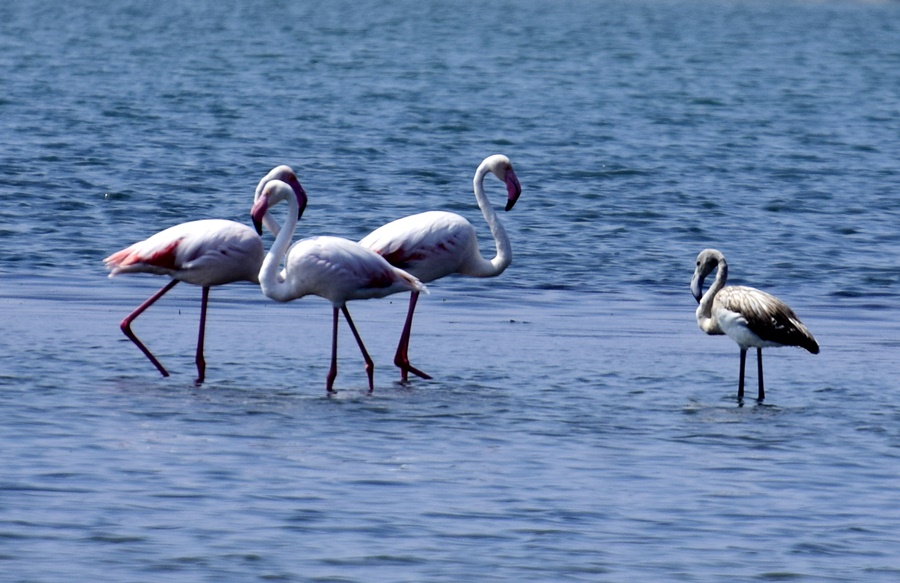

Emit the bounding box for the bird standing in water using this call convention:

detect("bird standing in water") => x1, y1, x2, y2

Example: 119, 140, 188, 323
104, 218, 264, 384
691, 248, 819, 401
359, 154, 522, 382
252, 179, 426, 393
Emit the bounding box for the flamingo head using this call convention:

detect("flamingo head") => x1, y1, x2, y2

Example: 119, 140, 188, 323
481, 154, 522, 212
255, 165, 297, 200
255, 164, 307, 208
691, 248, 723, 303
251, 179, 307, 235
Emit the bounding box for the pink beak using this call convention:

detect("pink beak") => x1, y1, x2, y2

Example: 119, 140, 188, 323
504, 168, 522, 212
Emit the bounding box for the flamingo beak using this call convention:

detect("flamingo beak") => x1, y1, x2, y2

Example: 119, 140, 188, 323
250, 196, 269, 235
690, 272, 704, 304
504, 168, 522, 212
283, 173, 308, 221
293, 183, 308, 221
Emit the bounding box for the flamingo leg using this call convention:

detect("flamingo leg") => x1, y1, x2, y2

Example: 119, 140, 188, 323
194, 286, 210, 385
394, 291, 432, 382
326, 307, 339, 393
120, 279, 179, 377
341, 305, 375, 392
737, 347, 747, 400
756, 348, 765, 401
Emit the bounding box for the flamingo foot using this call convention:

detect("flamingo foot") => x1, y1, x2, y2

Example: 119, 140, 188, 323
397, 362, 432, 382
394, 348, 432, 382
121, 322, 170, 378
340, 306, 375, 393
364, 363, 375, 393
325, 359, 338, 394
392, 292, 432, 383
118, 279, 178, 379
194, 353, 206, 386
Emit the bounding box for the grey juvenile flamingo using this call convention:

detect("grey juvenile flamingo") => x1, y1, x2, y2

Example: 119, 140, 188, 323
691, 248, 819, 401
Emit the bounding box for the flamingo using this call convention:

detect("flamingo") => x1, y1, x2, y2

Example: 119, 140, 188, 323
104, 219, 264, 384
359, 154, 522, 382
104, 168, 307, 384
251, 179, 426, 393
691, 248, 819, 401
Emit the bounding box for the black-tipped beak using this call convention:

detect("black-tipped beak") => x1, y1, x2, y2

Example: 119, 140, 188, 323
504, 168, 522, 212
690, 274, 703, 304
250, 196, 268, 236
289, 177, 308, 221
295, 185, 308, 221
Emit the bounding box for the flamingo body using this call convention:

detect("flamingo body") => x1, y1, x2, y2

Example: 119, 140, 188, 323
691, 248, 818, 401
706, 285, 818, 352
359, 154, 523, 381
264, 235, 425, 306
105, 219, 263, 286
252, 179, 425, 393
359, 211, 481, 282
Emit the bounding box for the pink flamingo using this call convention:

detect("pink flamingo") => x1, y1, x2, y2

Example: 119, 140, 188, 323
105, 220, 264, 384
252, 179, 426, 393
359, 154, 522, 381
104, 170, 307, 384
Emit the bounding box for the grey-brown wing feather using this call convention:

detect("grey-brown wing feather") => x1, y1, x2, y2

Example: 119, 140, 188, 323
717, 286, 819, 353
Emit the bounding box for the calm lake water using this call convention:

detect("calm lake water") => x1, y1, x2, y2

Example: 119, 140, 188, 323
2, 0, 900, 581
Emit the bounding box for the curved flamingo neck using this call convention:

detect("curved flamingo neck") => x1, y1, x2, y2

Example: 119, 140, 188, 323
697, 257, 727, 334
467, 162, 512, 278
259, 192, 300, 303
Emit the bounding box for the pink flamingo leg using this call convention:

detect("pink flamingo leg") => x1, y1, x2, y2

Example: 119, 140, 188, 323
326, 307, 340, 393
194, 286, 210, 385
341, 305, 375, 392
120, 279, 179, 377
394, 291, 432, 382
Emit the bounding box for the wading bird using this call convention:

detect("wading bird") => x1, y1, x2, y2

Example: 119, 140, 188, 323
105, 168, 307, 384
691, 248, 819, 401
359, 154, 522, 381
252, 179, 426, 393
105, 219, 265, 384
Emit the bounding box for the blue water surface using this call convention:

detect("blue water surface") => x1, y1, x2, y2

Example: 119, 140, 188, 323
2, 0, 900, 581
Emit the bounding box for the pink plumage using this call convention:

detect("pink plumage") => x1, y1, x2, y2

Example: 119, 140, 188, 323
252, 178, 425, 393
359, 154, 523, 382
105, 218, 264, 384
105, 219, 263, 285
104, 166, 307, 384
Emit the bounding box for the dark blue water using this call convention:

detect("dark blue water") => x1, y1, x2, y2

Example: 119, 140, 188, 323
2, 0, 900, 581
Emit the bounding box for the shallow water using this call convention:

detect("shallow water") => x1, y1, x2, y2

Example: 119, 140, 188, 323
2, 0, 900, 581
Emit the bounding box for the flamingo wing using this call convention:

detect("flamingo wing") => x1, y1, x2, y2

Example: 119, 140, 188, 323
716, 286, 819, 352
